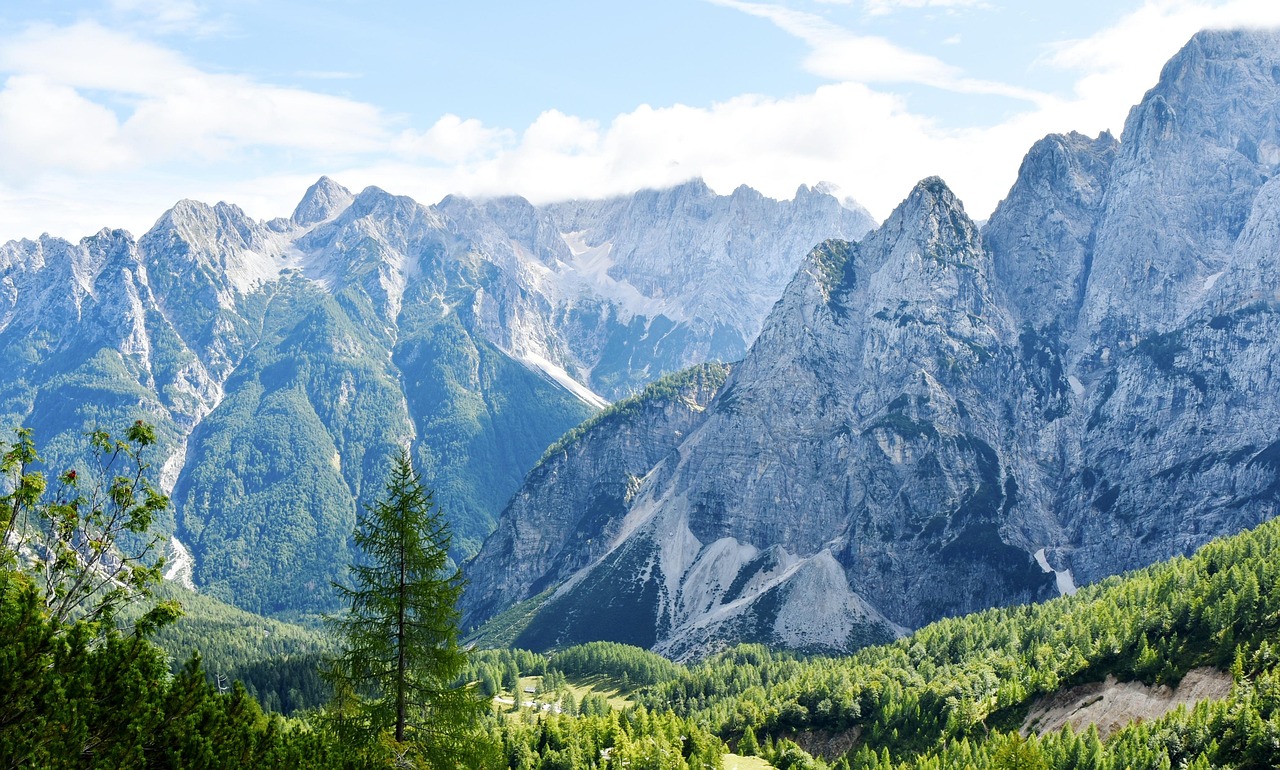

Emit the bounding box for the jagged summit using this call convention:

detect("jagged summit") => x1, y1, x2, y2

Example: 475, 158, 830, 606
1077, 26, 1280, 342
893, 176, 972, 230
291, 176, 355, 226
0, 169, 874, 621
984, 131, 1118, 331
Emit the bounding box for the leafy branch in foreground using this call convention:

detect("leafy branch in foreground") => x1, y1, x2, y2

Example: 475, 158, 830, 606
1, 421, 176, 634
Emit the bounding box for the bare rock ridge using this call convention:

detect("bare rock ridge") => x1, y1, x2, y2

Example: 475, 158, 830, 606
0, 178, 870, 616
461, 28, 1280, 659
292, 176, 355, 226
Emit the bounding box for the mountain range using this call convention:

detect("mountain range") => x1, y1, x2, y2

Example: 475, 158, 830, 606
461, 28, 1280, 659
0, 175, 871, 615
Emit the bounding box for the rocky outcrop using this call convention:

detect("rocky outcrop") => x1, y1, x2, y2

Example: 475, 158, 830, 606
1076, 28, 1280, 347
445, 179, 875, 398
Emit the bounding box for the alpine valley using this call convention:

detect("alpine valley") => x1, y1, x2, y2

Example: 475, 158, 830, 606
4, 24, 1280, 661
462, 28, 1280, 660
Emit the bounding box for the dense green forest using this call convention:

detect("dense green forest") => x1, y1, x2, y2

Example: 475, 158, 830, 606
5, 419, 1280, 768
459, 515, 1280, 769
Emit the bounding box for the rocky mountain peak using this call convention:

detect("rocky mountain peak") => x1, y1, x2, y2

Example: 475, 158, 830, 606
667, 176, 715, 199
292, 176, 355, 226
984, 131, 1118, 332
147, 199, 266, 255
346, 185, 412, 218
81, 228, 139, 270
1077, 27, 1280, 344
864, 176, 988, 284
1131, 27, 1280, 148
436, 193, 569, 268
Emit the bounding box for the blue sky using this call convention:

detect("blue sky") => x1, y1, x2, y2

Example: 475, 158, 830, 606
1, 0, 1278, 242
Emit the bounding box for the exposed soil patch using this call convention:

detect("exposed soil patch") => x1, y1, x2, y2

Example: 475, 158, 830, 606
791, 727, 862, 760
1022, 667, 1233, 740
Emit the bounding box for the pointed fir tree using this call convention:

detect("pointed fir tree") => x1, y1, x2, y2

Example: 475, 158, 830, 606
326, 450, 490, 766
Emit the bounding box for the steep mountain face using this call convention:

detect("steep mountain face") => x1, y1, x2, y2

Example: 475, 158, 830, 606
985, 131, 1118, 333
466, 181, 1047, 657
464, 28, 1280, 659
0, 179, 867, 615
461, 362, 731, 631
1076, 28, 1280, 346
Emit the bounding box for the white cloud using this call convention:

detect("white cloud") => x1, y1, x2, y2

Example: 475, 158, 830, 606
706, 0, 1048, 103
1044, 0, 1280, 133
0, 75, 127, 178
0, 21, 389, 176
3, 2, 1280, 246
862, 0, 989, 15
107, 0, 218, 34
395, 114, 513, 164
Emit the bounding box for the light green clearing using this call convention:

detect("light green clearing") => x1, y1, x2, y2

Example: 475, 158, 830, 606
723, 753, 776, 770
496, 675, 635, 712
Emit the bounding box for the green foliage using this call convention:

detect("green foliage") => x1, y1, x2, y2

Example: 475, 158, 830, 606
550, 642, 683, 688
394, 280, 595, 558
493, 706, 724, 770
0, 569, 346, 768
178, 277, 593, 617
464, 588, 554, 647
1, 422, 173, 634
325, 451, 492, 763
177, 282, 406, 616
145, 583, 334, 715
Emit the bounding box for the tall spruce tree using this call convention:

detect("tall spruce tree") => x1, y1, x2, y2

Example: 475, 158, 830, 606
327, 451, 489, 766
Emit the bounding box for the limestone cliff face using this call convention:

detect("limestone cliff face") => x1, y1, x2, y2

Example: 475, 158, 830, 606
1077, 29, 1280, 347
466, 179, 1052, 657
441, 180, 874, 398
464, 28, 1280, 659
985, 131, 1118, 334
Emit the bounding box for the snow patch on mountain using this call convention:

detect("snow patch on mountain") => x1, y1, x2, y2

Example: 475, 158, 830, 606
559, 231, 684, 324
164, 536, 196, 591
519, 352, 610, 409
1035, 548, 1079, 597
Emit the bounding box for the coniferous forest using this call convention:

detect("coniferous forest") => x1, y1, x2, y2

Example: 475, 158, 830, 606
3, 421, 1280, 768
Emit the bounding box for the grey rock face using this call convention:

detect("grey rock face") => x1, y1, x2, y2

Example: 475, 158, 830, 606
468, 180, 1052, 657
1078, 29, 1280, 348
465, 28, 1280, 659
445, 179, 876, 399
986, 131, 1118, 333
292, 176, 356, 226
1057, 170, 1280, 587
